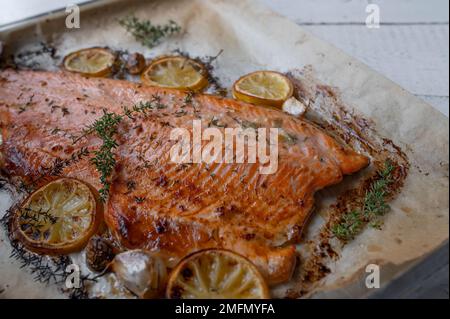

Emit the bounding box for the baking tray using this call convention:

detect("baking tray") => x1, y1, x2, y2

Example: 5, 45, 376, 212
0, 0, 448, 299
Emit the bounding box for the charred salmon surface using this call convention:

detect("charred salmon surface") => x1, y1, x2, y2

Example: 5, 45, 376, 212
0, 70, 369, 285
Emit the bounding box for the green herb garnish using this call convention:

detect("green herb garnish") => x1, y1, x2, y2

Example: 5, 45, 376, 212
86, 111, 123, 201
332, 160, 395, 242
363, 162, 394, 223
76, 98, 168, 201
119, 15, 181, 49
330, 210, 363, 241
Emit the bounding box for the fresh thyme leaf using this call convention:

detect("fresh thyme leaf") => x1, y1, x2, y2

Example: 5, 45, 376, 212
87, 110, 123, 201
74, 99, 168, 202
363, 179, 390, 219
363, 160, 394, 221
119, 15, 181, 49
132, 101, 154, 114
331, 210, 363, 242
381, 159, 394, 179
128, 95, 166, 112
332, 159, 395, 242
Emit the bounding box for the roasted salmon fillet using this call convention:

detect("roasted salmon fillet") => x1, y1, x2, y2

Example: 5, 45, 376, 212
0, 69, 369, 285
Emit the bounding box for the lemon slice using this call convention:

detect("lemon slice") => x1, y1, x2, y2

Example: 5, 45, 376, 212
233, 71, 294, 108
166, 249, 270, 299
141, 56, 209, 92
13, 178, 103, 255
63, 47, 116, 77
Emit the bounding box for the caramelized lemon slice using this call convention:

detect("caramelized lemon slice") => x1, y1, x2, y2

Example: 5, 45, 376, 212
166, 249, 269, 299
233, 71, 294, 108
13, 178, 103, 255
63, 47, 116, 77
141, 56, 209, 92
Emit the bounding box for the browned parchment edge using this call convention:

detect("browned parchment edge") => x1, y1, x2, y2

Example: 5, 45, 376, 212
281, 67, 410, 298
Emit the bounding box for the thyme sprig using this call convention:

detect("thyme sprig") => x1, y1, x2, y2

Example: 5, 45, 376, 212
332, 160, 395, 242
119, 15, 181, 49
78, 97, 167, 201
9, 240, 71, 285
85, 111, 123, 201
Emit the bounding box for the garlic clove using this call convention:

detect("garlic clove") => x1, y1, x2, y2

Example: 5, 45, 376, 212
111, 249, 167, 299
282, 97, 307, 117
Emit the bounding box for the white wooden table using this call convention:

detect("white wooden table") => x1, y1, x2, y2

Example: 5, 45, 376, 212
260, 0, 449, 117
0, 0, 448, 298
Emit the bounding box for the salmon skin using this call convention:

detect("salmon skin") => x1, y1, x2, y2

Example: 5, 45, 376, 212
0, 69, 368, 285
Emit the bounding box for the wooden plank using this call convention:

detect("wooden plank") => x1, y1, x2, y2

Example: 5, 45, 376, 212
300, 24, 449, 114
259, 0, 449, 24
259, 1, 449, 114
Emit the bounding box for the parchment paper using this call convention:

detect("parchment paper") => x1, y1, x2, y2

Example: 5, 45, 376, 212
0, 0, 448, 298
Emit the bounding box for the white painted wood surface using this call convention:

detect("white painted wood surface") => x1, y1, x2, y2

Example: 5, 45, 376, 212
259, 0, 449, 116
259, 0, 449, 23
